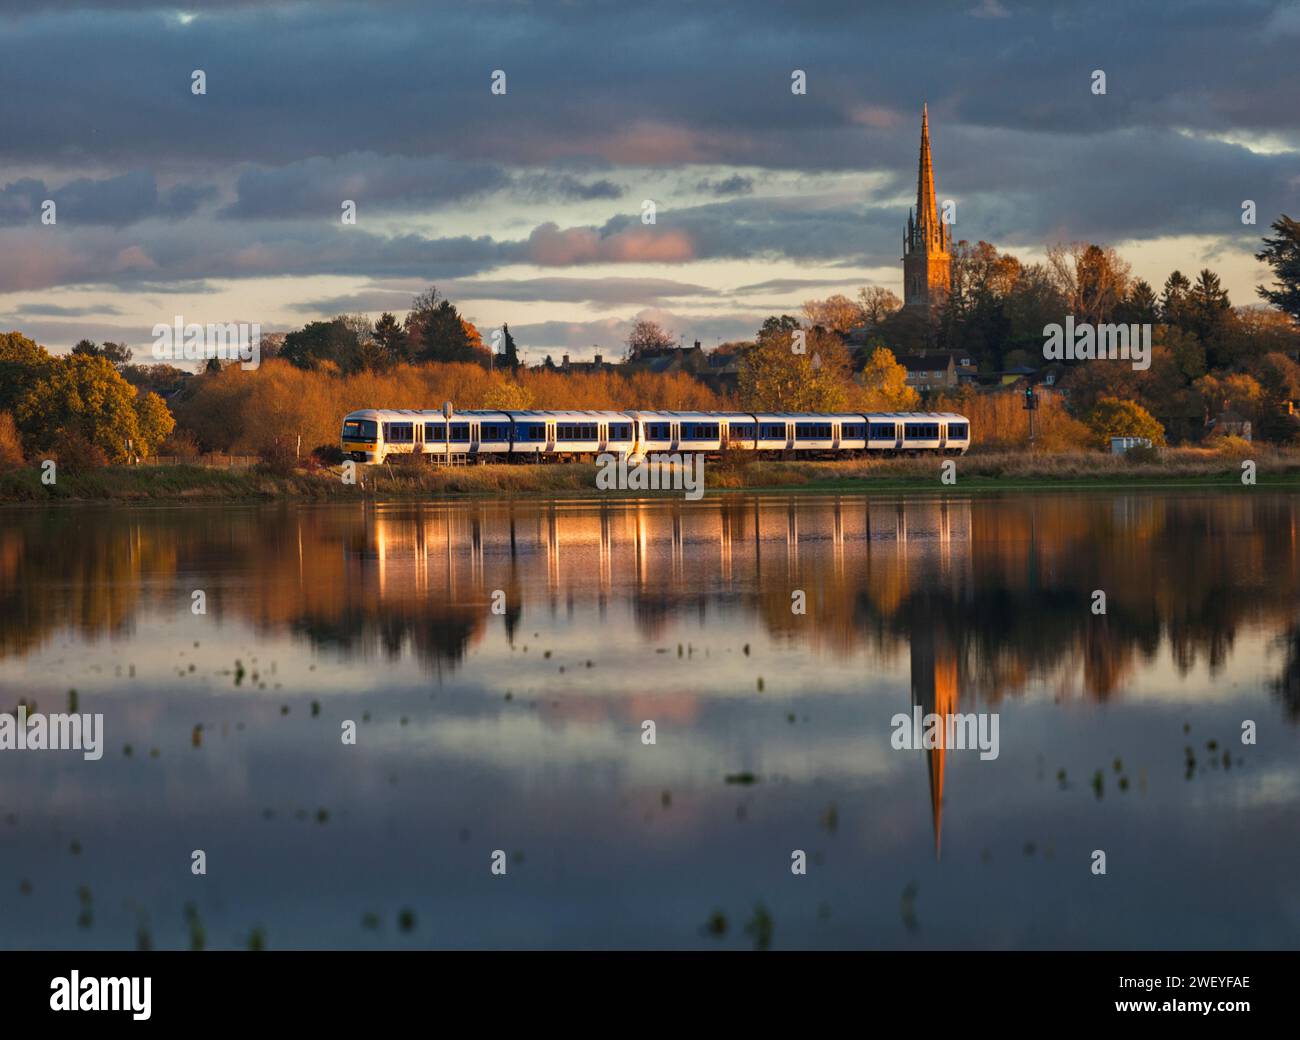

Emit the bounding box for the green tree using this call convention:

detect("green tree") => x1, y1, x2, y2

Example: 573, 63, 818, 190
1187, 268, 1234, 366
502, 323, 520, 371
281, 318, 363, 373
15, 354, 143, 461
416, 300, 479, 363
1116, 280, 1159, 324
1085, 396, 1166, 447
1256, 215, 1300, 323
1161, 270, 1193, 328
372, 312, 408, 364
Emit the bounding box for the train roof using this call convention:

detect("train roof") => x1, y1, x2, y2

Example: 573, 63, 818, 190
344, 408, 969, 422
506, 409, 633, 421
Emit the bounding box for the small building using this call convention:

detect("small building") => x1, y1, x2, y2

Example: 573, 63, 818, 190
1111, 436, 1153, 455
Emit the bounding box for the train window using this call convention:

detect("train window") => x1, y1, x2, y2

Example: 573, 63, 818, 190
646, 422, 671, 440
450, 423, 470, 441
682, 423, 719, 440
841, 423, 865, 439
383, 422, 414, 443
342, 419, 377, 442
904, 423, 940, 439
947, 422, 968, 439
729, 424, 757, 440
557, 424, 597, 441
480, 424, 509, 442
795, 423, 832, 439
424, 422, 445, 442
512, 423, 546, 441
869, 423, 897, 440
609, 423, 632, 440
760, 423, 786, 439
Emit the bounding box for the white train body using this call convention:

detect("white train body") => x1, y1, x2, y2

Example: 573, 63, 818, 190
341, 409, 971, 464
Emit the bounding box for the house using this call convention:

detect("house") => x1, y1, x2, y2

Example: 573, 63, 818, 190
560, 351, 607, 374
1207, 409, 1252, 442
860, 349, 970, 392
624, 340, 707, 375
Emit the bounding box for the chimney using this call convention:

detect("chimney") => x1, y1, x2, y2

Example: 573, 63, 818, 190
693, 339, 701, 350
562, 353, 570, 369
594, 354, 602, 366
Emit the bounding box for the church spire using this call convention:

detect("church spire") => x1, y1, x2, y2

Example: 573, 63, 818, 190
915, 102, 941, 250
902, 103, 952, 310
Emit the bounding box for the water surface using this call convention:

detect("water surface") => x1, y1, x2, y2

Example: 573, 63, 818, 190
1, 492, 1298, 949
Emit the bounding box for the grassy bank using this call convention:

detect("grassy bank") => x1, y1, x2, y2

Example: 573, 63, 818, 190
2, 448, 1299, 504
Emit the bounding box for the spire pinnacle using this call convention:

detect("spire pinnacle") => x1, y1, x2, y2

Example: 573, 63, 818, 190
915, 104, 939, 247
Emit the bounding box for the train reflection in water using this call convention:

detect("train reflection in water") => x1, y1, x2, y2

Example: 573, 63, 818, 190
350, 496, 974, 853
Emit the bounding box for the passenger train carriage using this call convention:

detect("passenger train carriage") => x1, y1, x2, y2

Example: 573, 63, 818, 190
341, 409, 970, 463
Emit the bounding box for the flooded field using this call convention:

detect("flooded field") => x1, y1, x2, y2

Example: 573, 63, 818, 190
1, 492, 1298, 949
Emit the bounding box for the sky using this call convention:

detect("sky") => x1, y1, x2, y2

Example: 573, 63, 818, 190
0, 0, 1297, 361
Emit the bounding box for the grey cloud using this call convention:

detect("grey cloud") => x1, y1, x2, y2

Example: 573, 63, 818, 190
696, 174, 754, 196
0, 173, 217, 227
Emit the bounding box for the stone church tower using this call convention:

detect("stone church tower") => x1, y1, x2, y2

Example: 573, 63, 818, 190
902, 104, 952, 311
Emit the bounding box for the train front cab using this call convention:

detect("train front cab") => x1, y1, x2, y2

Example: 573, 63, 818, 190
341, 410, 383, 463
941, 414, 971, 455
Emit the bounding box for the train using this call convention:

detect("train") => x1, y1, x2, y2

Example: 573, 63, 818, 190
340, 409, 970, 463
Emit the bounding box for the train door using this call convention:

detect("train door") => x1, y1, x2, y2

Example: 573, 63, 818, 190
546, 421, 556, 456
939, 422, 947, 451
832, 420, 840, 450
598, 422, 607, 453
671, 421, 680, 452
470, 421, 480, 455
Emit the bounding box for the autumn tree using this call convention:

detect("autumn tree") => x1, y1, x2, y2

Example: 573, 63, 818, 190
483, 378, 534, 410
1085, 396, 1166, 447
802, 294, 867, 333
738, 325, 852, 411
0, 332, 51, 414
1048, 242, 1130, 325
854, 345, 920, 410
132, 391, 176, 457
857, 286, 902, 326
0, 411, 23, 471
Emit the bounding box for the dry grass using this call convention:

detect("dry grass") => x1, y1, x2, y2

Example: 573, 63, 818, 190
4, 446, 1298, 504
